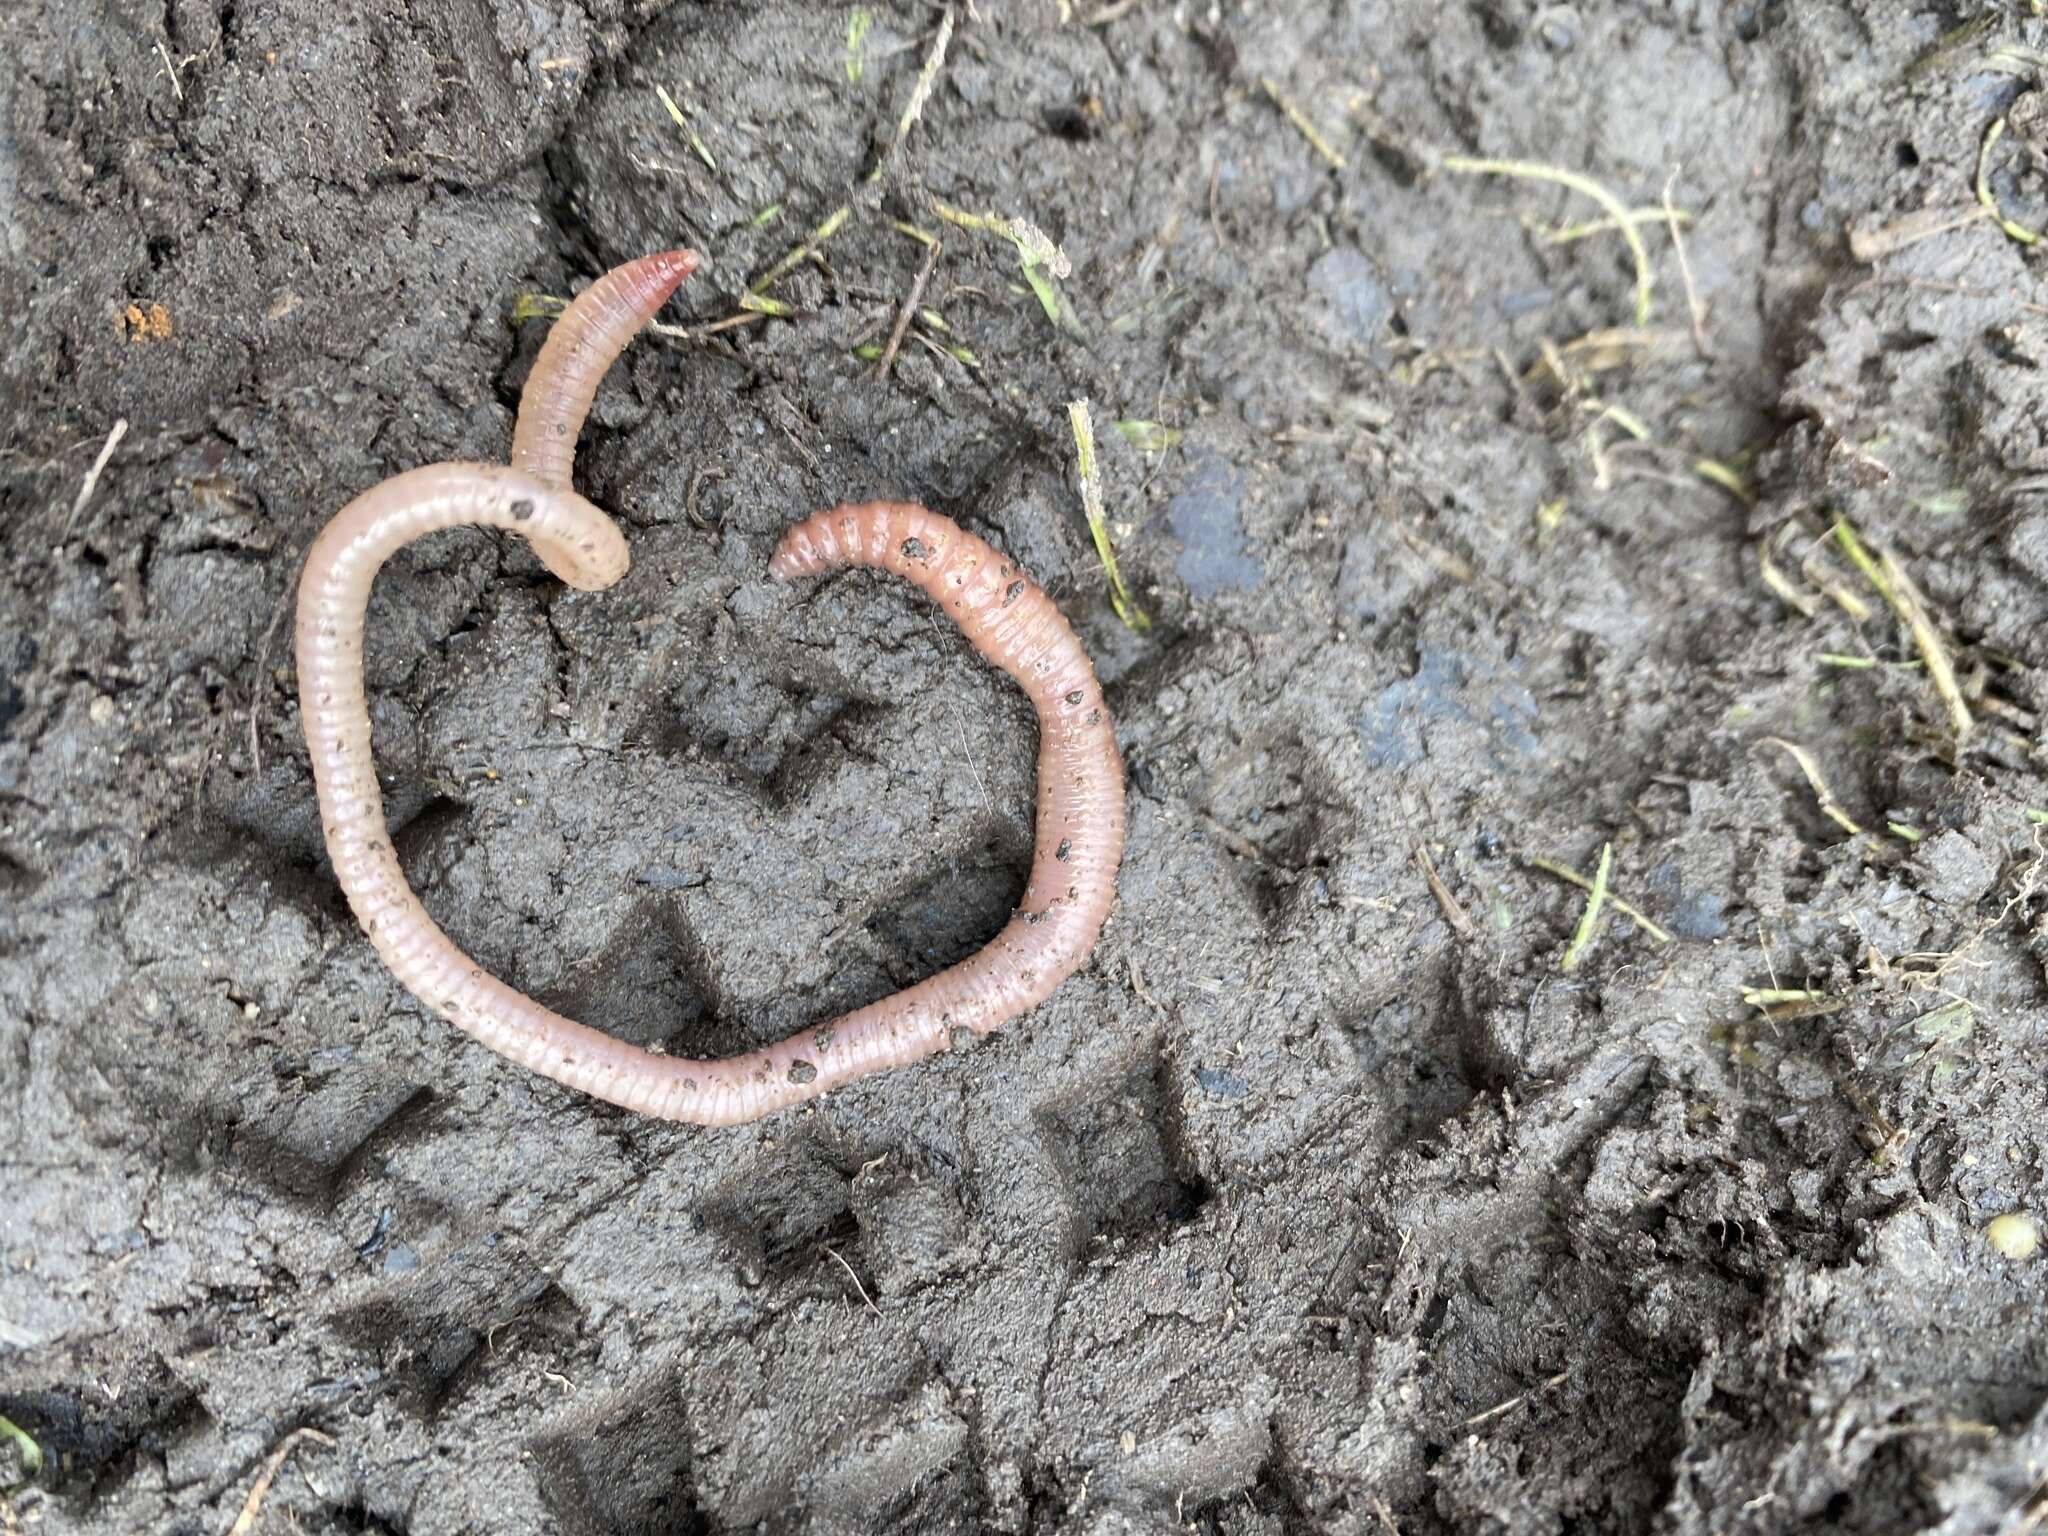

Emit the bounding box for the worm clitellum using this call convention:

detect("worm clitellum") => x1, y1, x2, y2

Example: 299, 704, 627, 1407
294, 251, 1126, 1125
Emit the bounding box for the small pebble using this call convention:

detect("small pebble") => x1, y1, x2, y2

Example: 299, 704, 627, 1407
1986, 1212, 2039, 1260
89, 694, 116, 725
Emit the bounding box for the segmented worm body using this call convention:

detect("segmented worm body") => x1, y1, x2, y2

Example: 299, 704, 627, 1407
295, 251, 1125, 1124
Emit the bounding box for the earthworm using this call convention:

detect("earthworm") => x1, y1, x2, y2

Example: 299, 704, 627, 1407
295, 251, 1125, 1125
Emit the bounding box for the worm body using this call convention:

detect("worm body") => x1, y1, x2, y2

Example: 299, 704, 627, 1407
295, 252, 1125, 1125
510, 249, 697, 489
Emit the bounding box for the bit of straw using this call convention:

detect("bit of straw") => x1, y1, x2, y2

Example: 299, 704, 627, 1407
1067, 399, 1150, 630
155, 38, 184, 99
1760, 737, 1863, 837
511, 293, 567, 322
1415, 844, 1475, 937
1442, 155, 1654, 326
893, 8, 954, 149
1741, 986, 1843, 1022
1845, 204, 1991, 263
1259, 76, 1346, 170
1818, 652, 1922, 670
514, 292, 761, 345
1540, 207, 1692, 245
1559, 842, 1614, 971
822, 1245, 882, 1317
747, 204, 852, 300
932, 199, 1081, 336
62, 417, 130, 539
1830, 518, 1972, 741
226, 1428, 335, 1536
1742, 986, 1825, 1006
654, 84, 716, 170
844, 9, 872, 83
1758, 541, 1819, 616
1583, 399, 1652, 440
1662, 167, 1710, 358
1521, 854, 1674, 944
1113, 419, 1181, 453
1975, 117, 2041, 246
1693, 458, 1751, 503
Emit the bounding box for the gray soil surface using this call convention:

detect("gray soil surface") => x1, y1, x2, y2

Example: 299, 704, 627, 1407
7, 2, 2048, 1532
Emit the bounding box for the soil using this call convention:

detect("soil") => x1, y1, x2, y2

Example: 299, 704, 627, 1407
6, 2, 2048, 1532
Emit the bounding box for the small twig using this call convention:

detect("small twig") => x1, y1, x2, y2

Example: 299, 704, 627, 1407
1662, 168, 1709, 359
822, 1246, 881, 1317
1559, 842, 1612, 972
1441, 154, 1654, 325
62, 418, 129, 539
1413, 844, 1475, 937
875, 238, 941, 382
1520, 854, 1673, 944
1760, 737, 1863, 837
225, 1427, 334, 1536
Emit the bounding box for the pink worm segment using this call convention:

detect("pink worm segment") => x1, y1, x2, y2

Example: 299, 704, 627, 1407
510, 248, 698, 489
295, 251, 1125, 1125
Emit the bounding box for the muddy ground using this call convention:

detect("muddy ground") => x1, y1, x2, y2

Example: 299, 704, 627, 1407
5, 1, 2048, 1532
